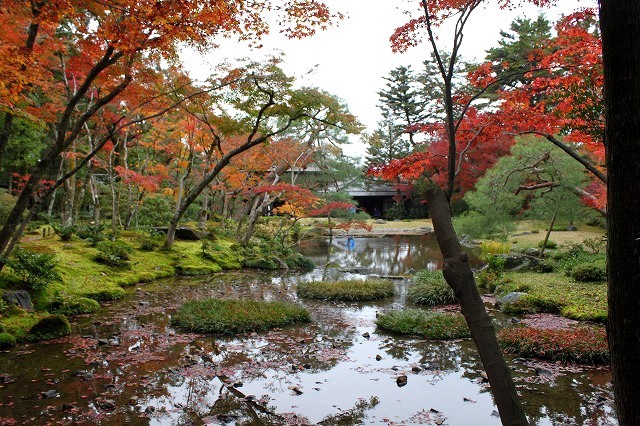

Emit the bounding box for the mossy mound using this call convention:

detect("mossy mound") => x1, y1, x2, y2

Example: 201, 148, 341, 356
50, 297, 100, 315
297, 279, 395, 302
28, 314, 72, 341
408, 270, 457, 306
172, 298, 310, 335
0, 332, 16, 349
376, 309, 470, 340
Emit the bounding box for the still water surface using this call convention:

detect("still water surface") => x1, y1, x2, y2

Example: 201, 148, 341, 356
0, 235, 615, 425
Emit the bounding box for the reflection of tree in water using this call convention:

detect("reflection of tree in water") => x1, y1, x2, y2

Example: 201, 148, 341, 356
299, 235, 458, 275
378, 335, 482, 373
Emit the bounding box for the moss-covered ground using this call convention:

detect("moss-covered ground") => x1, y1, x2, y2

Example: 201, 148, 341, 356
0, 230, 246, 340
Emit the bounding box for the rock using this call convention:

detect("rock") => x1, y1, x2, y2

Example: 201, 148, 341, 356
396, 375, 408, 387
362, 332, 370, 339
97, 338, 110, 346
98, 399, 116, 411
144, 406, 156, 414
525, 247, 541, 257
434, 418, 445, 425
40, 390, 59, 399
155, 226, 204, 240
62, 403, 76, 412
375, 219, 386, 224
289, 386, 303, 395
375, 354, 382, 361
405, 268, 416, 275
498, 292, 529, 309
2, 290, 34, 311
129, 396, 139, 405
411, 366, 422, 373
233, 382, 243, 388
495, 253, 539, 271
566, 225, 578, 231
138, 300, 150, 307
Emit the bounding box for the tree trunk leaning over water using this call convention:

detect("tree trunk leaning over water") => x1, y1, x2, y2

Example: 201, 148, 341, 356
427, 187, 528, 426
599, 0, 640, 423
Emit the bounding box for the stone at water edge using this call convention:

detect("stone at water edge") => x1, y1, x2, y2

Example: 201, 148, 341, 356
2, 290, 34, 311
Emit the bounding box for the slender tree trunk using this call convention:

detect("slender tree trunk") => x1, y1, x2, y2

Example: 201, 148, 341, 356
600, 1, 640, 424
539, 210, 557, 260
89, 173, 101, 226
427, 187, 527, 426
197, 188, 210, 230
0, 113, 14, 169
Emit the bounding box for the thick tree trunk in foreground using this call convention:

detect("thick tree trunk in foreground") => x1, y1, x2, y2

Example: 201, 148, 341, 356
599, 1, 640, 423
427, 188, 527, 426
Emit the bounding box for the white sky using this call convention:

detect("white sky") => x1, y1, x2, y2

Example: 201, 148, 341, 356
181, 0, 592, 159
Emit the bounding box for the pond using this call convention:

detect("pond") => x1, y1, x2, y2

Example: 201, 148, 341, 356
0, 235, 616, 425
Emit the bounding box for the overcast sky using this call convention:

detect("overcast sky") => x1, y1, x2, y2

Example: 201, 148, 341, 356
182, 0, 592, 158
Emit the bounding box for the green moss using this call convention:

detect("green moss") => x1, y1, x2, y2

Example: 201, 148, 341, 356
376, 309, 470, 340
284, 254, 315, 270
242, 257, 280, 270
297, 279, 395, 302
50, 297, 100, 315
500, 272, 607, 322
408, 270, 456, 306
172, 298, 310, 335
0, 332, 16, 349
28, 314, 71, 341
0, 311, 46, 341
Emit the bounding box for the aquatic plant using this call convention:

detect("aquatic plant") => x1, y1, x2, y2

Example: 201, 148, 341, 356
408, 270, 456, 306
297, 279, 394, 302
172, 298, 310, 335
376, 309, 470, 340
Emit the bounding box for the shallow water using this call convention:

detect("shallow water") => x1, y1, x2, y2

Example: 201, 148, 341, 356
0, 235, 616, 425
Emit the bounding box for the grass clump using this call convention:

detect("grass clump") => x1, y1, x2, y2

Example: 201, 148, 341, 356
297, 279, 394, 302
0, 332, 16, 349
28, 314, 71, 341
408, 270, 456, 306
172, 298, 310, 335
376, 309, 470, 340
498, 326, 609, 364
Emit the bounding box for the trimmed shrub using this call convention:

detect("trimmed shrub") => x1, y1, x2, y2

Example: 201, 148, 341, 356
52, 223, 76, 241
285, 253, 315, 270
95, 240, 134, 267
172, 298, 310, 335
408, 270, 456, 306
376, 309, 470, 340
498, 326, 609, 364
297, 279, 394, 302
6, 247, 61, 293
0, 332, 16, 349
76, 224, 105, 245
538, 240, 558, 249
28, 314, 71, 341
571, 264, 607, 282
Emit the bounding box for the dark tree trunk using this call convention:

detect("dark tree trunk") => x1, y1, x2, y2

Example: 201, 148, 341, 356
427, 187, 527, 426
599, 1, 640, 423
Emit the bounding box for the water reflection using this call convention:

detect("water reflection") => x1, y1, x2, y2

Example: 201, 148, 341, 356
0, 238, 615, 425
298, 235, 483, 278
